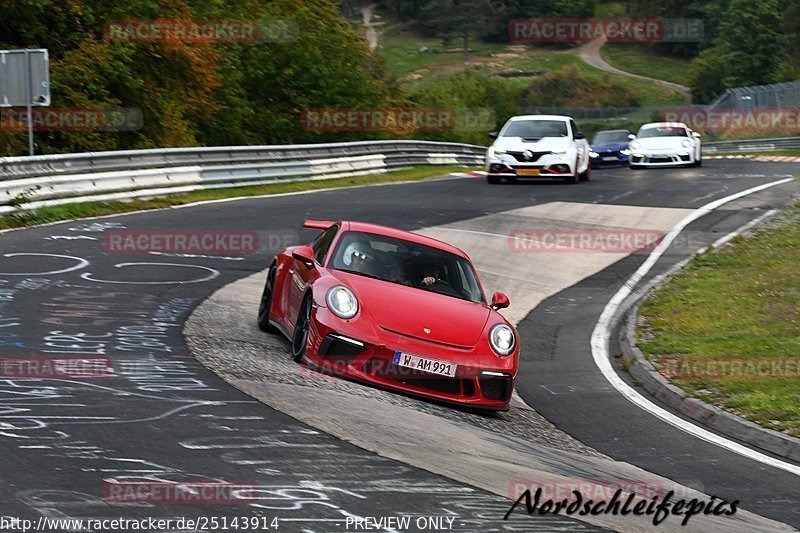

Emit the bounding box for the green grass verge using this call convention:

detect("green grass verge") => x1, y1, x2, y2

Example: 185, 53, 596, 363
599, 43, 690, 86
0, 165, 473, 231
637, 201, 800, 437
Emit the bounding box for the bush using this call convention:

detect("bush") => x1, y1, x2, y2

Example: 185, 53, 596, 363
521, 64, 641, 108
406, 69, 524, 145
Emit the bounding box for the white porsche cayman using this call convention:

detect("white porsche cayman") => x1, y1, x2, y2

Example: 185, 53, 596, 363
628, 122, 702, 169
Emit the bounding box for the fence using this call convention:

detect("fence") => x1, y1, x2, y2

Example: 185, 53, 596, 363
708, 80, 800, 111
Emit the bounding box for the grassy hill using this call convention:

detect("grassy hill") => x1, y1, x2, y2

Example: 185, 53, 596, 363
600, 44, 691, 86
379, 20, 685, 107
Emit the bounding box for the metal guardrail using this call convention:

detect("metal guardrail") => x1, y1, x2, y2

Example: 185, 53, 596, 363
0, 141, 486, 214
0, 140, 485, 181
703, 136, 800, 153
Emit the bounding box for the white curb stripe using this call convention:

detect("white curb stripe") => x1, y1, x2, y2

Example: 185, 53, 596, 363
591, 177, 800, 476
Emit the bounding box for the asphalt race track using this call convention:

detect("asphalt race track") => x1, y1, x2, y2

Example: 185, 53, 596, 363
1, 159, 799, 532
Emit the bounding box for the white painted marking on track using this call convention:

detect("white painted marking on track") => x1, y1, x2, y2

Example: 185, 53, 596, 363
0, 253, 89, 275
47, 235, 97, 241
148, 251, 245, 261
691, 185, 728, 204
80, 262, 220, 285
606, 191, 635, 202
591, 177, 800, 476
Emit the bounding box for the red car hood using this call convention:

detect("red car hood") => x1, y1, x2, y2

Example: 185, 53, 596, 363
335, 272, 491, 347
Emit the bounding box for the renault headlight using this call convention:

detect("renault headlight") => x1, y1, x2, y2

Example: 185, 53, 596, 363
326, 286, 359, 319
488, 146, 507, 158
489, 324, 516, 356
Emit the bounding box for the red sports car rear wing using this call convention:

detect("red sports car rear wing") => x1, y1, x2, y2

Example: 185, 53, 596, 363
303, 219, 336, 230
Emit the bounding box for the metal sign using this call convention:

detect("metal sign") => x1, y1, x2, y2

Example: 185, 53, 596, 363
0, 49, 50, 155
0, 49, 50, 107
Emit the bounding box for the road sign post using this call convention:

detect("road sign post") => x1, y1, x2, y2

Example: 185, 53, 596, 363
0, 49, 51, 156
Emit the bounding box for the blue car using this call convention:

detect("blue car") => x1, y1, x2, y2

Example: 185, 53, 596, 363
589, 129, 632, 168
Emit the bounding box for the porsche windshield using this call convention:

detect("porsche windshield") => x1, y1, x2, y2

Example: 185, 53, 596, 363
330, 231, 484, 304
502, 120, 568, 139
638, 127, 689, 138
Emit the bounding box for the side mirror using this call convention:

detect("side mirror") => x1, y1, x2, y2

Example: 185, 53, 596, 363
291, 246, 315, 269
628, 134, 636, 140
692, 131, 702, 138
490, 291, 510, 310
574, 131, 585, 140
488, 131, 498, 139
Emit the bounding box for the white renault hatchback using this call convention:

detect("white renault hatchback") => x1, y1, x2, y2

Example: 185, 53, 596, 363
628, 122, 702, 169
485, 115, 591, 184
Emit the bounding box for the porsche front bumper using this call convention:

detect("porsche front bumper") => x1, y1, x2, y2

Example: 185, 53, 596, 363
304, 306, 517, 410
630, 150, 694, 166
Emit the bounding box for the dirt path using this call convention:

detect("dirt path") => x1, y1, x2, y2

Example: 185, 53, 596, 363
578, 38, 692, 104
361, 4, 379, 51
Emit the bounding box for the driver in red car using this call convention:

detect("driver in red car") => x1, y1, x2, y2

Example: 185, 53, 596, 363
420, 263, 440, 287
419, 260, 449, 292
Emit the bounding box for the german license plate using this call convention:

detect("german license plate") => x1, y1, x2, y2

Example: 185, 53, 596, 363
393, 351, 457, 377
516, 168, 540, 176
602, 156, 617, 161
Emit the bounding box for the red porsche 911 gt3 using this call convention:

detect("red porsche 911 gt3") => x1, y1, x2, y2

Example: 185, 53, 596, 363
257, 220, 520, 410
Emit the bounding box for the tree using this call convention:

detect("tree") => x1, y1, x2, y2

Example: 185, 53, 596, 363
686, 0, 790, 102
0, 0, 398, 154
715, 0, 788, 87
419, 0, 495, 62
686, 48, 729, 103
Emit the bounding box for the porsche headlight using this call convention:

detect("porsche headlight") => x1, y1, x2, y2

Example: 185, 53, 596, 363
489, 324, 516, 356
630, 141, 641, 150
488, 147, 507, 158
326, 286, 358, 319
681, 139, 692, 148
